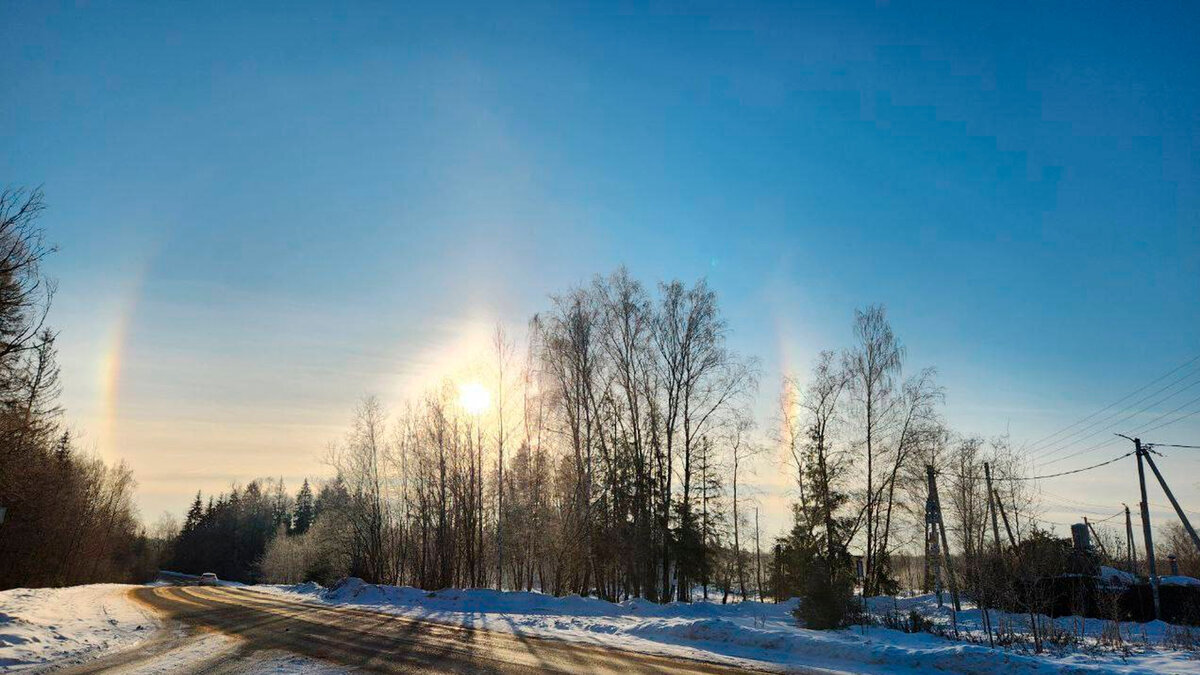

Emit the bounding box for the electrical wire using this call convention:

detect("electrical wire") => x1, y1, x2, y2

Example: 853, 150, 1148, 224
1149, 501, 1200, 519
1023, 354, 1200, 453
1026, 452, 1132, 479
1031, 362, 1200, 457
944, 450, 1135, 483
1036, 436, 1126, 469
1136, 396, 1200, 435
1037, 487, 1123, 511
1089, 510, 1124, 524
1036, 374, 1200, 465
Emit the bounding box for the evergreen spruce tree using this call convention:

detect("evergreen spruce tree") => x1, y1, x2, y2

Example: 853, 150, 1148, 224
293, 479, 315, 534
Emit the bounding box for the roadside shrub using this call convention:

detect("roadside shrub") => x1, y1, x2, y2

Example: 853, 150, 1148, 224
259, 517, 349, 585
1164, 624, 1200, 652
795, 561, 861, 629
881, 609, 934, 634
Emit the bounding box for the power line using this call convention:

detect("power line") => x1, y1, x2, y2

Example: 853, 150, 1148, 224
1038, 389, 1200, 469
1038, 487, 1123, 511
946, 451, 1134, 483
1154, 443, 1200, 449
1037, 372, 1200, 465
1136, 396, 1200, 435
1031, 370, 1199, 458
1087, 510, 1125, 525
1024, 354, 1200, 453
1038, 436, 1126, 469
1023, 452, 1135, 480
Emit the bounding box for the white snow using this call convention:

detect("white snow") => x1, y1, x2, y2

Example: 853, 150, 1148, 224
5, 580, 1198, 673
0, 584, 160, 671
263, 579, 1200, 674
1098, 566, 1137, 586
0, 584, 346, 673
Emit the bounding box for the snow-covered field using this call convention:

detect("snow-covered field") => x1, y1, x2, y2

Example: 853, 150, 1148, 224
264, 579, 1200, 674
0, 584, 160, 671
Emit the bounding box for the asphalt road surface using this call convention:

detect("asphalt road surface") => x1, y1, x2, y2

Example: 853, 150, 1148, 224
56, 586, 769, 674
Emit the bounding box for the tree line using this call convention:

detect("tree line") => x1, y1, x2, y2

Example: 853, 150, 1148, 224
0, 188, 156, 590
295, 270, 761, 602
162, 269, 1054, 626
7, 187, 1192, 627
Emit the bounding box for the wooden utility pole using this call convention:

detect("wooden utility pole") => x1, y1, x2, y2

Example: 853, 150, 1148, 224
927, 515, 943, 605
1134, 438, 1161, 620
1084, 517, 1110, 559
754, 507, 763, 602
924, 470, 941, 603
925, 465, 961, 613
994, 487, 1018, 549
1124, 504, 1137, 575
1141, 450, 1200, 556
923, 517, 933, 594
985, 463, 1002, 553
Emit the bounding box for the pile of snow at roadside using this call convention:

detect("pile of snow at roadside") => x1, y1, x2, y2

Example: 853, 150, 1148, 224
262, 579, 1200, 674
0, 585, 160, 671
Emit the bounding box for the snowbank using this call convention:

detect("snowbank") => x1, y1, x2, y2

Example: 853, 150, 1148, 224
263, 580, 1200, 674
0, 585, 159, 671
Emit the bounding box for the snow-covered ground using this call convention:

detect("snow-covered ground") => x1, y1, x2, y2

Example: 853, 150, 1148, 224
4, 579, 1198, 673
0, 584, 160, 671
264, 579, 1200, 674
0, 584, 347, 673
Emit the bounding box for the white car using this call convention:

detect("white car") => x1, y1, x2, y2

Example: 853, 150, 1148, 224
197, 572, 219, 586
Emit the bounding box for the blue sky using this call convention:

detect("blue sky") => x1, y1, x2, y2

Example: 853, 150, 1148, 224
3, 1, 1198, 531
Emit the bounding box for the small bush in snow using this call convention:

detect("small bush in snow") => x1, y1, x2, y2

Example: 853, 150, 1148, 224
880, 609, 935, 634
1164, 623, 1200, 652
794, 561, 861, 630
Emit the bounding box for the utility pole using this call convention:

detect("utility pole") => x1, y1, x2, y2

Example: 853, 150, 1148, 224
985, 463, 1002, 553
754, 507, 763, 602
994, 487, 1018, 549
1140, 449, 1200, 556
925, 465, 961, 613
924, 468, 941, 603
1133, 437, 1161, 620
1084, 517, 1110, 560
1124, 504, 1137, 575
924, 483, 934, 596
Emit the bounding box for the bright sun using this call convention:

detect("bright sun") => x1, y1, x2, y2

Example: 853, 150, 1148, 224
458, 381, 491, 415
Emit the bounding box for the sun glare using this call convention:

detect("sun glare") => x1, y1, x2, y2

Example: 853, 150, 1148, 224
458, 381, 491, 415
